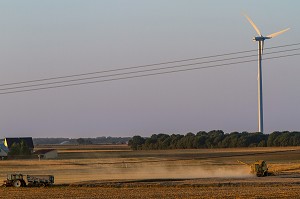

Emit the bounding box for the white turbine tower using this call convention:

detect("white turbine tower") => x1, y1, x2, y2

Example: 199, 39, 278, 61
244, 14, 290, 133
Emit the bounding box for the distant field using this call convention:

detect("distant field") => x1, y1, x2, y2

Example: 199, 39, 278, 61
2, 145, 300, 198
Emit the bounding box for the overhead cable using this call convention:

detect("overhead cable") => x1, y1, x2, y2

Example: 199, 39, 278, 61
0, 52, 299, 95
0, 47, 300, 91
0, 42, 300, 87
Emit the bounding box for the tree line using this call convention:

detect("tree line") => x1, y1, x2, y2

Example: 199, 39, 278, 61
33, 137, 131, 145
128, 131, 300, 150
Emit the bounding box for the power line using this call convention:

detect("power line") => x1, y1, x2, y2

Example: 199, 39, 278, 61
0, 53, 299, 95
1, 42, 300, 87
1, 47, 300, 91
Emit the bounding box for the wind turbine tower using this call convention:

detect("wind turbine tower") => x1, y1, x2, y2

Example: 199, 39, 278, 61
244, 14, 289, 133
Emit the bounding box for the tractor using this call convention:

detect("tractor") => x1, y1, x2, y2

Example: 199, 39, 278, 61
3, 173, 54, 187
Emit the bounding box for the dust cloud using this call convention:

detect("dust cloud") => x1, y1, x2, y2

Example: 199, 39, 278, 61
112, 165, 253, 180
53, 162, 253, 184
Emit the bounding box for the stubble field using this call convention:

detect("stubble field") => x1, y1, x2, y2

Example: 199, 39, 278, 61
1, 145, 300, 198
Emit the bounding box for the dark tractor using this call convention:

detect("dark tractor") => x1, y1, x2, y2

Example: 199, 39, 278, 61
3, 174, 54, 187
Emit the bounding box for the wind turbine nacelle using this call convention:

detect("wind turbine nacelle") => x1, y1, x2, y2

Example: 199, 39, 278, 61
253, 36, 271, 41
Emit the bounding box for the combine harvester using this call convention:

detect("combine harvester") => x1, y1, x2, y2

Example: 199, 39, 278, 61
237, 160, 271, 177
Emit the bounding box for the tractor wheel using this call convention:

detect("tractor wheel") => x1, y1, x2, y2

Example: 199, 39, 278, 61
13, 180, 22, 188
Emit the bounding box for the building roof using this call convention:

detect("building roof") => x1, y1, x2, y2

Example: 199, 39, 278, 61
5, 137, 34, 149
0, 143, 8, 153
33, 149, 56, 155
0, 149, 7, 156
0, 143, 8, 156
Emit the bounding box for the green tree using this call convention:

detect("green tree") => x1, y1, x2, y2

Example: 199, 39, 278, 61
267, 131, 282, 147
257, 140, 266, 147
129, 131, 300, 150
19, 140, 31, 155
76, 138, 92, 145
291, 132, 300, 146
8, 140, 31, 156
128, 136, 145, 150
8, 143, 20, 156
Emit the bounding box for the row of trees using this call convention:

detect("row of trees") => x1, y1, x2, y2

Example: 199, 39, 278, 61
8, 140, 31, 156
128, 131, 300, 150
76, 137, 131, 145
33, 137, 131, 145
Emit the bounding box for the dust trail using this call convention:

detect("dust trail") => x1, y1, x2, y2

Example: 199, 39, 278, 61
53, 164, 253, 184
112, 165, 253, 180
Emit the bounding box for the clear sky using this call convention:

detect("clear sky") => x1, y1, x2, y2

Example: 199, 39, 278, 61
0, 1, 299, 138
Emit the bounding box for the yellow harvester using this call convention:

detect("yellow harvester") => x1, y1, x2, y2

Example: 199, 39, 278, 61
237, 160, 269, 177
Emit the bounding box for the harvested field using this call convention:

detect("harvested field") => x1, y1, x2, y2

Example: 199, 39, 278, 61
1, 146, 300, 198
2, 185, 300, 199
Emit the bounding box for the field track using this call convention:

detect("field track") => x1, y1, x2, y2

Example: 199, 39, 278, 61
2, 182, 300, 199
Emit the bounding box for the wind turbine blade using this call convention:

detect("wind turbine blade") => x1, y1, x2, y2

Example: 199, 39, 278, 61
267, 28, 290, 38
244, 14, 262, 36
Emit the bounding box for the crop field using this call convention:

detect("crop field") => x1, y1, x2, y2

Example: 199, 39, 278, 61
1, 145, 300, 198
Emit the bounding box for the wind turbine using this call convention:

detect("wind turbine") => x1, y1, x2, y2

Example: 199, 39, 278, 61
244, 14, 290, 133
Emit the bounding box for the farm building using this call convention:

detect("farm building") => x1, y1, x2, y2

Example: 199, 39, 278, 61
4, 137, 34, 153
0, 143, 8, 159
34, 149, 58, 159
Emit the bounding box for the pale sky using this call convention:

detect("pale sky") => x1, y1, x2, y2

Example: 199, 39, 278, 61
0, 1, 299, 138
